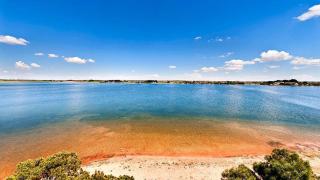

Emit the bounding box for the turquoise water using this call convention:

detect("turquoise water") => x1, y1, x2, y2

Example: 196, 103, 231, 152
0, 83, 320, 134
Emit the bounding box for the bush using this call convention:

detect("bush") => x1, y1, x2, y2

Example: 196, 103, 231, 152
222, 149, 318, 180
7, 152, 134, 180
222, 164, 257, 180
253, 149, 314, 180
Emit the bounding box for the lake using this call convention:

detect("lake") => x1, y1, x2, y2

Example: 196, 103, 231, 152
0, 82, 320, 177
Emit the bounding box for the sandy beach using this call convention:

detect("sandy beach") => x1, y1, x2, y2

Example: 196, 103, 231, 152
1, 118, 320, 179
83, 155, 320, 180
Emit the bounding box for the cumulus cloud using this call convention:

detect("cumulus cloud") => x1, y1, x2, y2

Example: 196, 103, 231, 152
193, 49, 319, 75
297, 4, 320, 21
15, 61, 31, 70
256, 50, 292, 62
253, 50, 320, 67
34, 52, 44, 56
64, 57, 95, 64
194, 59, 254, 73
64, 57, 86, 64
291, 57, 320, 65
169, 65, 176, 69
31, 63, 41, 68
199, 66, 218, 73
48, 53, 59, 58
224, 59, 255, 71
0, 35, 29, 45
194, 36, 202, 40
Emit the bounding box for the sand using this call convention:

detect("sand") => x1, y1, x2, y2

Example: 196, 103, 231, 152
83, 155, 320, 180
1, 118, 320, 179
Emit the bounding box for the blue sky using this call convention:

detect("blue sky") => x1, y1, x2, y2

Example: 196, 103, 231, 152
0, 0, 320, 80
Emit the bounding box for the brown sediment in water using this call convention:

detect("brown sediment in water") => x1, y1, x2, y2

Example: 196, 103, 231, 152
1, 118, 319, 179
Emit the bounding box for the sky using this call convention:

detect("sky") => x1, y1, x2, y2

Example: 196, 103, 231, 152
0, 0, 320, 81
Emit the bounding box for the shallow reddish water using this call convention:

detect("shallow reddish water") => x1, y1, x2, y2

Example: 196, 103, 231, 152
1, 118, 319, 179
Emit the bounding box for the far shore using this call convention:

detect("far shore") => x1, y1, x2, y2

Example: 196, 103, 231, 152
1, 78, 320, 86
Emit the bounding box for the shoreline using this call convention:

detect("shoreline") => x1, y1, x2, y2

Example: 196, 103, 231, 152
83, 154, 320, 180
1, 118, 320, 179
1, 79, 320, 86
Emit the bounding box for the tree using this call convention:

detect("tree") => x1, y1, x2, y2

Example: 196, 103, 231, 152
7, 152, 134, 180
253, 149, 315, 180
221, 149, 318, 180
221, 164, 257, 180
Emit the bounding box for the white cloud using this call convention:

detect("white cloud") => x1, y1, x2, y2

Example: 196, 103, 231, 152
194, 59, 254, 73
193, 49, 318, 76
219, 52, 234, 58
224, 59, 255, 71
254, 50, 319, 67
64, 57, 89, 64
268, 65, 280, 69
291, 57, 320, 65
88, 59, 95, 63
257, 50, 292, 62
194, 36, 202, 40
216, 38, 224, 42
48, 53, 59, 58
34, 52, 44, 56
0, 35, 29, 45
199, 66, 218, 73
209, 36, 231, 43
31, 63, 41, 68
297, 4, 320, 21
64, 57, 95, 64
3, 70, 8, 73
168, 65, 176, 69
15, 61, 31, 70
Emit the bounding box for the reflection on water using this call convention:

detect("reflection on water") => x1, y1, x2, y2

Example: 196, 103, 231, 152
0, 83, 320, 178
0, 83, 320, 134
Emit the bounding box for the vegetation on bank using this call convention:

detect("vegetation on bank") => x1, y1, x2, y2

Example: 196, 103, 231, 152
1, 79, 320, 86
7, 149, 319, 180
222, 149, 319, 180
7, 152, 134, 180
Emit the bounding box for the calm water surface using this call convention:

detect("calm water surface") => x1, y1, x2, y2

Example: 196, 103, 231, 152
0, 83, 320, 134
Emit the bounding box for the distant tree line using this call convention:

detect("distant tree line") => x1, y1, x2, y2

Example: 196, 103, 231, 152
2, 79, 320, 86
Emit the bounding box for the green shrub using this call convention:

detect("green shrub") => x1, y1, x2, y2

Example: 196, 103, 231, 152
221, 149, 318, 180
89, 171, 134, 180
222, 164, 257, 180
7, 152, 134, 180
253, 149, 315, 180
